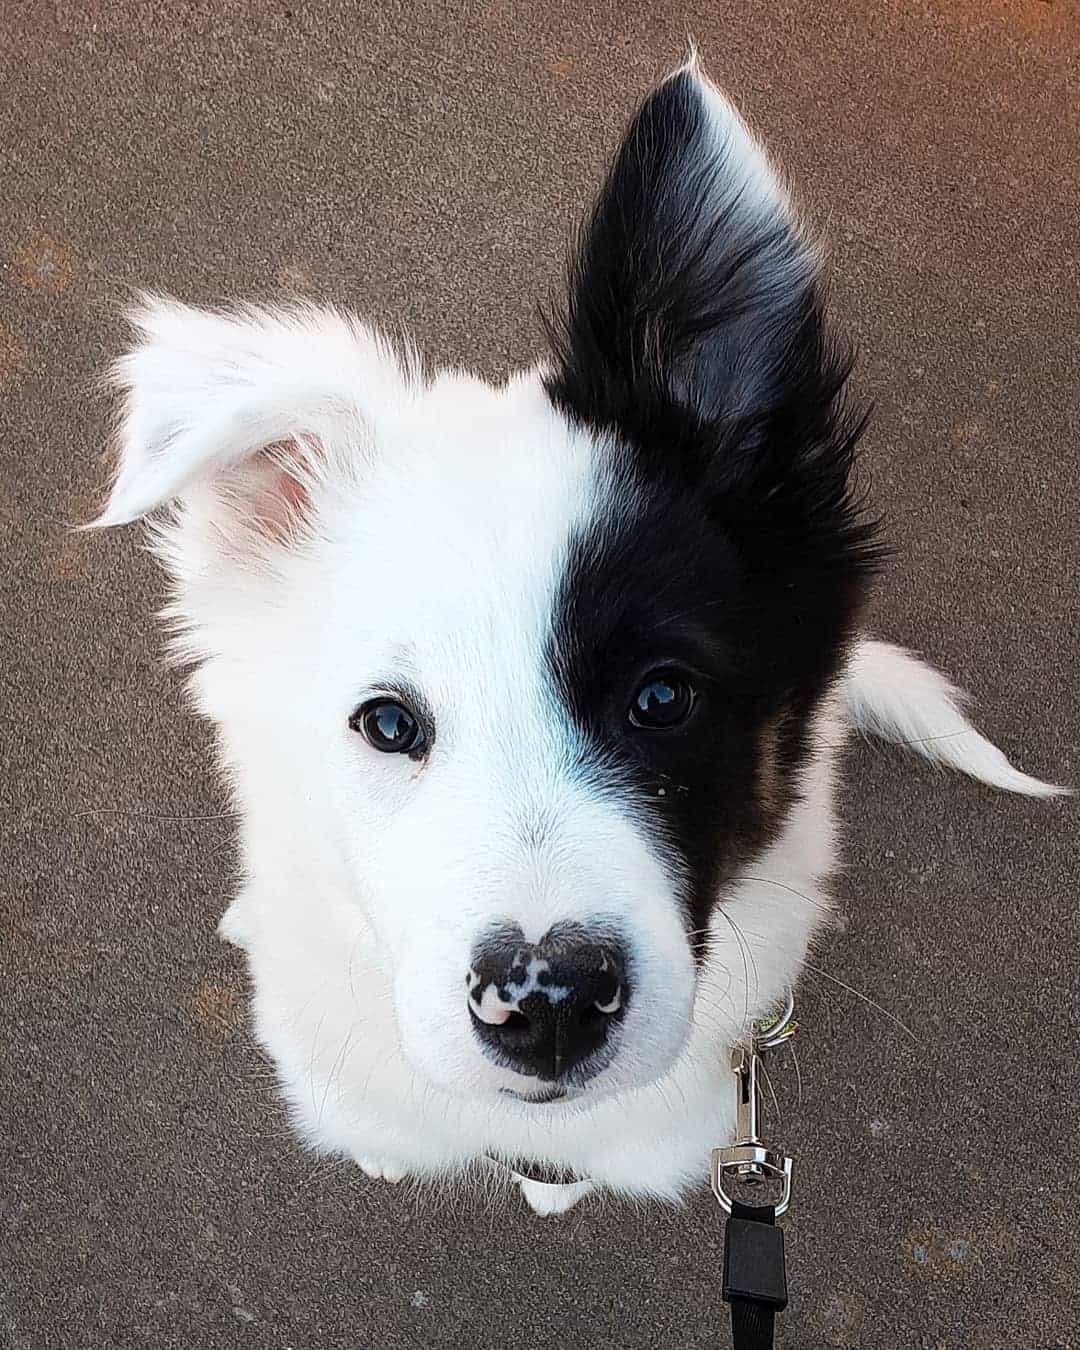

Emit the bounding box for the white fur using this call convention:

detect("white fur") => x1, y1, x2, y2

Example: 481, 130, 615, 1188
93, 293, 846, 1208
516, 1176, 597, 1216
842, 641, 1067, 798
93, 71, 1062, 1217
93, 296, 414, 529
678, 48, 806, 247
95, 295, 1059, 1214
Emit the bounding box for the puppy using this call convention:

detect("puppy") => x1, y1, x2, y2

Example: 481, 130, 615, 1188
92, 57, 1060, 1215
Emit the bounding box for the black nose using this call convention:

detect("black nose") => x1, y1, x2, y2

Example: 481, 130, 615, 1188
467, 924, 630, 1082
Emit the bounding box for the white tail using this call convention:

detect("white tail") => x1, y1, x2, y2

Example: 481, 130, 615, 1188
842, 640, 1068, 798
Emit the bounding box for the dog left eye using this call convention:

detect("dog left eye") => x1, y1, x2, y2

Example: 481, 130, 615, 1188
350, 699, 426, 754
629, 672, 696, 729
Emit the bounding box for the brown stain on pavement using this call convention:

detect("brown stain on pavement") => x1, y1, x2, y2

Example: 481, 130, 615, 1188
902, 1224, 1011, 1280
276, 257, 313, 291
950, 419, 983, 446
0, 324, 27, 386
44, 528, 94, 581
812, 1290, 866, 1346
190, 980, 244, 1040
43, 475, 112, 581
11, 232, 77, 295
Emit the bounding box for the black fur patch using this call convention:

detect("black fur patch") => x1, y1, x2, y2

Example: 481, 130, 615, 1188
543, 70, 883, 942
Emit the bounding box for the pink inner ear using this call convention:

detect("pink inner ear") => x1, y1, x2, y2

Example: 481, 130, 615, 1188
247, 437, 322, 543
276, 464, 310, 514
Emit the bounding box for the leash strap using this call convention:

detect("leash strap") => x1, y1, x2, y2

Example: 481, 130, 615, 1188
713, 993, 797, 1349
722, 1195, 787, 1349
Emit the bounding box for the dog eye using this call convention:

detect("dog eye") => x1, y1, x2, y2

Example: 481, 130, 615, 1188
629, 672, 695, 730
350, 699, 426, 754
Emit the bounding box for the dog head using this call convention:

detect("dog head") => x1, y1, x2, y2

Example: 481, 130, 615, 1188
96, 62, 879, 1107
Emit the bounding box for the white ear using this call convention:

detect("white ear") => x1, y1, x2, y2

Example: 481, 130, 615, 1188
93, 295, 413, 530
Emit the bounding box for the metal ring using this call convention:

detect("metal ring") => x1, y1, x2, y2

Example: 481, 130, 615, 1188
754, 988, 796, 1049
710, 1148, 793, 1216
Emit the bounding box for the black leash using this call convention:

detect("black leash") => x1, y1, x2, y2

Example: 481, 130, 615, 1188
712, 994, 796, 1350
491, 996, 799, 1350
723, 1198, 787, 1349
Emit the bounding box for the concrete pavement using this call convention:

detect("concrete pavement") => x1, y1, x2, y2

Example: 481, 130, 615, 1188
3, 3, 1077, 1346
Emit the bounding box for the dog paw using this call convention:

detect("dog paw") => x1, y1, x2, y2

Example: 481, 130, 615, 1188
356, 1156, 407, 1183
517, 1176, 595, 1216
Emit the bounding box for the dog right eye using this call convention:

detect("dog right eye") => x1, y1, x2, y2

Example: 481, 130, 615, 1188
350, 699, 426, 755
628, 670, 696, 730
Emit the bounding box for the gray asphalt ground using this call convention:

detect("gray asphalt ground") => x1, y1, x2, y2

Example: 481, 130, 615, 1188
3, 3, 1078, 1347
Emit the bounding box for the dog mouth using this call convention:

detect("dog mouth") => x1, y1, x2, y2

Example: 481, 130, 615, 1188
499, 1085, 570, 1105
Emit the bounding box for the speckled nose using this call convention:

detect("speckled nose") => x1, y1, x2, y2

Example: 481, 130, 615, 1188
467, 923, 630, 1081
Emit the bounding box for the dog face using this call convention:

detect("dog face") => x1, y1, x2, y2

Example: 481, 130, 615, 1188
96, 64, 879, 1108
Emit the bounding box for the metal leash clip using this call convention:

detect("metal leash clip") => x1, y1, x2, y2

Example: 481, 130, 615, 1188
710, 989, 797, 1217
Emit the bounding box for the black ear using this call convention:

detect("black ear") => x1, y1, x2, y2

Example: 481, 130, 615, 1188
545, 61, 879, 576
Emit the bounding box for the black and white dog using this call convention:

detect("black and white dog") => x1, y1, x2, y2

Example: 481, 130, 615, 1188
94, 58, 1060, 1214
